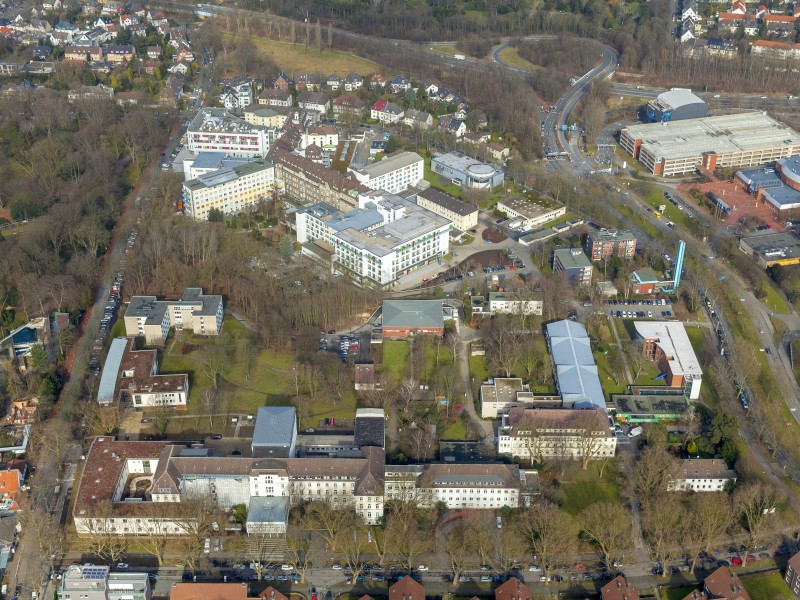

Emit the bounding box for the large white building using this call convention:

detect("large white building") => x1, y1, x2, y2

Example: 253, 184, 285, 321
296, 191, 451, 286
187, 108, 280, 158
182, 159, 275, 220
488, 292, 542, 316
497, 407, 616, 463
351, 152, 424, 195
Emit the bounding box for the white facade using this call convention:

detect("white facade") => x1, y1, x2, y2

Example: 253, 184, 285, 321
182, 160, 275, 220
221, 82, 253, 110
351, 152, 424, 194
488, 294, 543, 316
130, 375, 188, 409
302, 127, 339, 151
296, 192, 451, 286
187, 108, 278, 158
668, 459, 737, 492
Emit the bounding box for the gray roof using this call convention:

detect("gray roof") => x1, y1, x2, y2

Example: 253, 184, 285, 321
546, 320, 606, 411
246, 496, 290, 524
655, 88, 705, 110
184, 159, 274, 192
357, 151, 423, 179
252, 406, 296, 448
328, 207, 384, 232
354, 408, 385, 448
417, 187, 477, 217
97, 338, 127, 404
554, 247, 592, 270
588, 229, 636, 244
126, 295, 168, 326
382, 300, 444, 329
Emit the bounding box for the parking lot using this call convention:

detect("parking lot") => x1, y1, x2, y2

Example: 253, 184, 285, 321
603, 297, 674, 320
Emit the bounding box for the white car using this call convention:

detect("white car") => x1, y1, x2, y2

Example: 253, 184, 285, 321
332, 564, 344, 570
528, 565, 542, 572
116, 563, 129, 570
280, 564, 293, 571
418, 565, 429, 571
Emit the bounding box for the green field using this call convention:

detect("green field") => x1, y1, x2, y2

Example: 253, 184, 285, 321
469, 354, 489, 384
742, 572, 791, 600
380, 340, 409, 380
221, 32, 380, 76
759, 281, 790, 315
440, 418, 468, 439
561, 465, 622, 515
642, 188, 692, 229
661, 587, 698, 600
594, 348, 628, 396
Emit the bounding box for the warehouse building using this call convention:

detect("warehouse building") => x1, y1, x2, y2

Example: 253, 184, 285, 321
646, 88, 707, 123
739, 231, 800, 268
497, 196, 566, 230
620, 112, 800, 176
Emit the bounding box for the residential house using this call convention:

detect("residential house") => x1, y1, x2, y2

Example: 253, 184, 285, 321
326, 74, 341, 91
486, 142, 510, 162
354, 363, 379, 391
369, 73, 386, 89
0, 468, 21, 512
464, 131, 491, 145
344, 72, 364, 91
160, 73, 185, 107
119, 13, 140, 28
602, 577, 639, 600
682, 0, 699, 21
95, 15, 113, 29
332, 95, 366, 117
729, 1, 746, 14
755, 4, 769, 18
297, 90, 329, 114
681, 25, 696, 42
295, 73, 322, 91
220, 79, 253, 110
146, 45, 161, 59
707, 37, 737, 55
143, 59, 160, 75
104, 44, 134, 62
128, 24, 147, 38
175, 45, 194, 62
370, 99, 404, 124
785, 552, 800, 597
701, 567, 751, 600
258, 88, 292, 107
668, 458, 737, 492
764, 14, 797, 36
389, 74, 411, 93
67, 84, 114, 102
272, 71, 293, 90
64, 45, 101, 61
403, 109, 433, 129
751, 40, 800, 58
421, 79, 439, 97
439, 116, 467, 138
146, 10, 168, 26
496, 578, 532, 600
389, 576, 424, 600
717, 12, 759, 34
30, 45, 50, 60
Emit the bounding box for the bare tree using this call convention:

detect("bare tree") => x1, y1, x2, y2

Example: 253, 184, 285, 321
442, 522, 473, 586
483, 316, 522, 377
82, 500, 129, 562
629, 445, 680, 506
304, 502, 360, 553
464, 512, 497, 565
579, 502, 632, 568
517, 501, 577, 582
285, 523, 314, 581
685, 493, 735, 573
385, 501, 434, 571
734, 481, 784, 559
642, 496, 684, 577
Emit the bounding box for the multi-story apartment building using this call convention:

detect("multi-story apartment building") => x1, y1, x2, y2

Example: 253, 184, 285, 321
553, 248, 593, 286
124, 288, 223, 346
301, 126, 339, 152
97, 337, 188, 408
415, 187, 478, 232
497, 407, 616, 463
584, 229, 637, 261
187, 108, 280, 158
785, 552, 800, 597
295, 191, 450, 286
668, 458, 737, 492
488, 292, 543, 316
351, 152, 424, 195
272, 148, 368, 211
58, 565, 152, 600
220, 79, 253, 110
496, 196, 565, 229
181, 159, 275, 220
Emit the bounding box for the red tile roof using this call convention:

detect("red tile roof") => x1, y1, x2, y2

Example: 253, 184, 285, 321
495, 577, 532, 600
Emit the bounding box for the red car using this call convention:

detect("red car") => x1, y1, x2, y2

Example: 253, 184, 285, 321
731, 557, 742, 565
747, 555, 756, 563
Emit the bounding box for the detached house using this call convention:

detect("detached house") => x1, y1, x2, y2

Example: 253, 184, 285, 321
297, 90, 329, 114
404, 109, 433, 129
259, 87, 292, 107
326, 74, 341, 91
273, 71, 293, 90
390, 74, 411, 94
295, 73, 322, 91
332, 95, 366, 117
602, 577, 639, 600
370, 99, 404, 124
119, 13, 140, 28
146, 45, 161, 59
440, 116, 467, 138
369, 73, 386, 89
344, 72, 364, 91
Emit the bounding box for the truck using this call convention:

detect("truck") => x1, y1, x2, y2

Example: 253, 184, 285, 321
454, 54, 465, 60
627, 426, 643, 438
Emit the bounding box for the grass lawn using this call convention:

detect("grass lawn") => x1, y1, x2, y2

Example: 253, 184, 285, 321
110, 318, 126, 338
661, 587, 698, 600
496, 46, 538, 71
221, 33, 380, 76
380, 340, 409, 380
428, 43, 460, 56
538, 211, 579, 229
452, 233, 475, 246
594, 348, 628, 396
424, 164, 464, 198
634, 360, 663, 386
759, 281, 790, 315
742, 572, 791, 600
561, 464, 622, 516
469, 354, 489, 384
440, 418, 468, 439
642, 188, 692, 228
618, 203, 663, 240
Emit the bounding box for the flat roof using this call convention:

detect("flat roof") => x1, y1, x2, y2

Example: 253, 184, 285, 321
252, 406, 296, 448
653, 88, 705, 110
740, 231, 800, 260
633, 267, 662, 284
188, 107, 268, 134
98, 338, 127, 404
499, 196, 563, 220
335, 209, 449, 257
432, 151, 501, 176
588, 229, 637, 243
417, 187, 477, 217
357, 151, 422, 179
546, 320, 606, 411
382, 300, 444, 329
622, 112, 800, 160
633, 321, 703, 377
763, 185, 800, 210
608, 392, 689, 416
184, 159, 273, 191
554, 247, 592, 269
